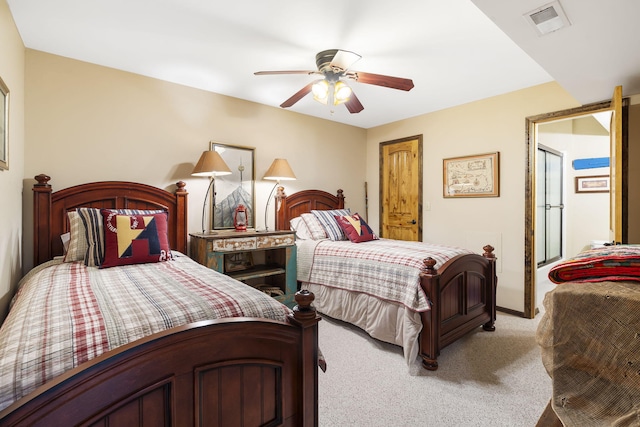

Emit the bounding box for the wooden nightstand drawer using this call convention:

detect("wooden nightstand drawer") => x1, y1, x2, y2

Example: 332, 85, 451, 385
210, 236, 257, 252
257, 233, 294, 249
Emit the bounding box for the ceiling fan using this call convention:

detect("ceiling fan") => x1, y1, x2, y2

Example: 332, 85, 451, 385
254, 49, 414, 114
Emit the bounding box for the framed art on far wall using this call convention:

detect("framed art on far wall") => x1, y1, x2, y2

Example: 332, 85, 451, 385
0, 76, 9, 170
575, 175, 609, 193
210, 142, 256, 229
443, 152, 500, 198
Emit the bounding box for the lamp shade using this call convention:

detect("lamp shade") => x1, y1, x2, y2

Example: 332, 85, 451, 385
263, 158, 296, 181
191, 150, 232, 177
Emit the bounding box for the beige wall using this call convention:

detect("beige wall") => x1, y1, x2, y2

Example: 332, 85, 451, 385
23, 50, 367, 272
15, 46, 639, 317
365, 82, 581, 312
0, 0, 25, 321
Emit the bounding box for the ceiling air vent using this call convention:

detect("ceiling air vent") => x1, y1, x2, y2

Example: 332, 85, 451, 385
524, 1, 571, 36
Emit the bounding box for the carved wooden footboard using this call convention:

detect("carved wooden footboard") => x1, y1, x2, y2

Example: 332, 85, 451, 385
418, 246, 497, 370
0, 292, 320, 426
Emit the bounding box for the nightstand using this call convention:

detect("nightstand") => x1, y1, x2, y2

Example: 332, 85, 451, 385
189, 230, 297, 307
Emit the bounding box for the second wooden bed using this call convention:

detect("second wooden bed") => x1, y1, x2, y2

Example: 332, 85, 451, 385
275, 188, 497, 371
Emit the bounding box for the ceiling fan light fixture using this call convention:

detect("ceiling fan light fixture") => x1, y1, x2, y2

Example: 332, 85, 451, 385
333, 81, 352, 105
312, 80, 329, 104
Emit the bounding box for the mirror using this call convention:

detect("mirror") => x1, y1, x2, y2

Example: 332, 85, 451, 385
210, 142, 255, 229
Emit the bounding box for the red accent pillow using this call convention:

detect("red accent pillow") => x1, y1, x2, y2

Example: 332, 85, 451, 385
334, 213, 378, 243
100, 210, 172, 268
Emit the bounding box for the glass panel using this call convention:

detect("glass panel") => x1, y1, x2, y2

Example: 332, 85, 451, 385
536, 149, 547, 264
547, 154, 562, 206
548, 207, 562, 259
537, 147, 564, 265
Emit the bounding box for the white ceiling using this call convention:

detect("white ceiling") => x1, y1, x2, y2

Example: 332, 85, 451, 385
7, 0, 639, 129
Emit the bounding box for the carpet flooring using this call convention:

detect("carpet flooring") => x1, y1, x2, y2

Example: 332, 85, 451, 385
317, 310, 551, 426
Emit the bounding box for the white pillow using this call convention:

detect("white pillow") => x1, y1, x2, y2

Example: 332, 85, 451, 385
290, 217, 312, 240
61, 232, 71, 254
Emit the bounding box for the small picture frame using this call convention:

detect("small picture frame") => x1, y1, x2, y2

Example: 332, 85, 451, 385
224, 251, 254, 272
575, 175, 609, 193
0, 75, 9, 171
443, 152, 500, 198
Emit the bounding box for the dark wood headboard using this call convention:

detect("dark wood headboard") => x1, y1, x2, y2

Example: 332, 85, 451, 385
275, 188, 345, 230
33, 174, 188, 266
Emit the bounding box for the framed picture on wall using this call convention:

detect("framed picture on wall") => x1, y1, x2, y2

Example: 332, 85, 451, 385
0, 75, 9, 170
210, 142, 256, 229
443, 152, 500, 198
575, 175, 609, 193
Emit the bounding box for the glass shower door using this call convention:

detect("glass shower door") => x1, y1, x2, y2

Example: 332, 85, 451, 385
537, 147, 563, 267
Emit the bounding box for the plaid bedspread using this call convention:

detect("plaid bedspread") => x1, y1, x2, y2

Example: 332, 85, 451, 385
0, 253, 289, 411
548, 245, 640, 284
303, 239, 474, 312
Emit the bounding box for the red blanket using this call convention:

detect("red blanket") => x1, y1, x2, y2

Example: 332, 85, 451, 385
548, 245, 640, 284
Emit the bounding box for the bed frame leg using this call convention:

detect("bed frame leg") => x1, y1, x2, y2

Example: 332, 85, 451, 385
482, 321, 496, 332
421, 357, 438, 371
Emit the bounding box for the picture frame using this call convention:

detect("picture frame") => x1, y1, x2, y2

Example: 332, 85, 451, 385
210, 142, 256, 229
0, 76, 9, 171
443, 152, 500, 198
575, 175, 609, 193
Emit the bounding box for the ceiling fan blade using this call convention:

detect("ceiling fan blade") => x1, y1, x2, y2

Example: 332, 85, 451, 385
254, 70, 318, 76
345, 91, 364, 114
349, 71, 414, 91
280, 82, 315, 108
329, 49, 362, 72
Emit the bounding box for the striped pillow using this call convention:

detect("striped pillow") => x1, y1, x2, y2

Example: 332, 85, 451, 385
77, 207, 167, 267
301, 213, 328, 240
63, 211, 87, 262
311, 209, 351, 241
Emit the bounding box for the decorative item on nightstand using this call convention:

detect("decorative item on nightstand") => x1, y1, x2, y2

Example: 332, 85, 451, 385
234, 204, 248, 231
263, 158, 296, 231
192, 150, 232, 233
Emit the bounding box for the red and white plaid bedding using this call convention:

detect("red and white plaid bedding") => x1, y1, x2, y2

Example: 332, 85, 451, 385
0, 253, 289, 411
301, 239, 474, 312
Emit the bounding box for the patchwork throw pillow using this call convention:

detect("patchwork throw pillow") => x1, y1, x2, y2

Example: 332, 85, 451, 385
311, 209, 351, 241
100, 210, 172, 268
334, 213, 378, 243
78, 207, 166, 267
301, 213, 328, 240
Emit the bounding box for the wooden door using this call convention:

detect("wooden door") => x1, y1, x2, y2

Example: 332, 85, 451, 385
610, 85, 623, 243
380, 135, 422, 240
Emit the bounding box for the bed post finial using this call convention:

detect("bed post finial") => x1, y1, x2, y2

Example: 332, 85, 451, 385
483, 245, 495, 259
336, 189, 345, 208
175, 180, 187, 194
35, 174, 51, 187
422, 257, 438, 275
292, 290, 316, 319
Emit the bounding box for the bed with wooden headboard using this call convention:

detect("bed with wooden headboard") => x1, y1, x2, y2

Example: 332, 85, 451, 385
0, 174, 320, 426
275, 187, 497, 371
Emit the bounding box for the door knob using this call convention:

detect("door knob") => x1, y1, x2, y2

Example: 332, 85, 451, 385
407, 219, 416, 224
